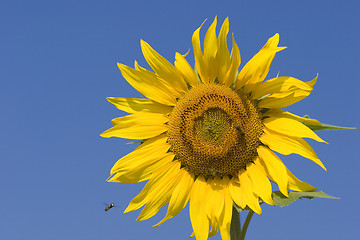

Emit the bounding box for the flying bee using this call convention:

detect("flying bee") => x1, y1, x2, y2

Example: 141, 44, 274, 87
105, 203, 115, 211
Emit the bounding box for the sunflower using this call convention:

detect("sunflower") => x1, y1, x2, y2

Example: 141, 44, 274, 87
101, 17, 326, 240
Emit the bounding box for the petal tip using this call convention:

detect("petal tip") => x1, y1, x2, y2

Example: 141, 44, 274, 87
123, 207, 131, 214
117, 62, 127, 71
317, 160, 327, 171
99, 132, 108, 138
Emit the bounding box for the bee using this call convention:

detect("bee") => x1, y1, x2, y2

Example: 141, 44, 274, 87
105, 203, 115, 211
207, 168, 222, 178
234, 125, 245, 136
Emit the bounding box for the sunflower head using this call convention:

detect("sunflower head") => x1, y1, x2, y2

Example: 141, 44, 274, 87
101, 17, 326, 240
168, 83, 264, 179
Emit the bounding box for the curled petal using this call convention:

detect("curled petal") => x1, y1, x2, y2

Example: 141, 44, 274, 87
257, 75, 318, 108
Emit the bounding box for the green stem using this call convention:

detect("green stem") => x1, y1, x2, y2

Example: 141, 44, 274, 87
230, 206, 241, 240
239, 210, 254, 240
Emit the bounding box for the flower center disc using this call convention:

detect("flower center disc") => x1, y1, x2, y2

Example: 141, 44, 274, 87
168, 84, 264, 179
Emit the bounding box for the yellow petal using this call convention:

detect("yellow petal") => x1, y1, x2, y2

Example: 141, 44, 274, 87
206, 177, 224, 221
251, 76, 314, 99
286, 167, 317, 192
134, 59, 184, 99
260, 128, 327, 170
203, 16, 218, 83
137, 197, 170, 221
236, 33, 285, 91
246, 158, 274, 205
137, 163, 181, 221
100, 112, 168, 139
217, 17, 231, 84
118, 63, 177, 106
229, 178, 245, 209
192, 20, 207, 84
263, 108, 322, 128
199, 177, 232, 239
236, 47, 286, 91
257, 75, 318, 108
107, 97, 173, 114
190, 176, 210, 240
153, 169, 194, 227
175, 52, 199, 87
263, 116, 327, 143
110, 153, 174, 184
125, 161, 177, 213
140, 40, 188, 93
208, 221, 219, 237
110, 111, 168, 125
109, 134, 168, 175
101, 124, 166, 140
257, 146, 288, 197
224, 34, 241, 87
261, 33, 280, 49
230, 173, 261, 214
218, 179, 232, 240
238, 171, 262, 214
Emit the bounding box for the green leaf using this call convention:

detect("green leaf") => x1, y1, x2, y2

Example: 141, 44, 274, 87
272, 191, 338, 207
303, 122, 356, 131
301, 115, 356, 131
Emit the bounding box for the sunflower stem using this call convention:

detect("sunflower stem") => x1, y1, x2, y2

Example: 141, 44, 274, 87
239, 210, 254, 240
230, 206, 241, 240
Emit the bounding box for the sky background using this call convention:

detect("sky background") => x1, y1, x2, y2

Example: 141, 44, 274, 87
1, 0, 359, 239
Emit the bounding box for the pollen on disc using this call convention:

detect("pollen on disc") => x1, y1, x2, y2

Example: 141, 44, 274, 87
167, 84, 264, 179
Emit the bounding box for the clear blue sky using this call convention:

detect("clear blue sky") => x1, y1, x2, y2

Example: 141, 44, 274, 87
1, 0, 359, 239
